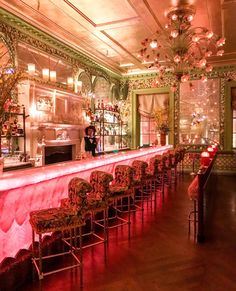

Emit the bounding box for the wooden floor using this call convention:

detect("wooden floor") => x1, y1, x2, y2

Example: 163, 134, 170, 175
20, 174, 236, 291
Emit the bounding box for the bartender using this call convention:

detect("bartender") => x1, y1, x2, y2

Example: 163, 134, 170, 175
84, 125, 97, 157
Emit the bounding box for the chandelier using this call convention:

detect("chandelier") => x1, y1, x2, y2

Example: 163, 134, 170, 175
138, 4, 226, 92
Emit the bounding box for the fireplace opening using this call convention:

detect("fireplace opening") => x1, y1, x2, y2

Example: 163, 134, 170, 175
45, 145, 73, 165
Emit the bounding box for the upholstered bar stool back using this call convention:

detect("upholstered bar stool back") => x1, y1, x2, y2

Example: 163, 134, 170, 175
131, 160, 151, 218
111, 164, 134, 193
89, 170, 113, 202
132, 160, 148, 182
61, 177, 92, 216
84, 171, 113, 250
154, 154, 165, 194
109, 165, 135, 239
160, 153, 171, 187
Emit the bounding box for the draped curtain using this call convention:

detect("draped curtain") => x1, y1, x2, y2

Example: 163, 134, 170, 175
138, 93, 169, 117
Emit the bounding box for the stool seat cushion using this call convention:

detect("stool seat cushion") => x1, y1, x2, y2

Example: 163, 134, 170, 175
109, 184, 128, 194
30, 208, 84, 234
87, 197, 107, 211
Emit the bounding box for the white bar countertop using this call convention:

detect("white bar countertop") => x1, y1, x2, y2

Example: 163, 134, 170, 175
0, 145, 171, 191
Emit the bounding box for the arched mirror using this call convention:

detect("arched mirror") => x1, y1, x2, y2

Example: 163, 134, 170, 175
93, 76, 110, 106
0, 34, 14, 68
78, 72, 92, 96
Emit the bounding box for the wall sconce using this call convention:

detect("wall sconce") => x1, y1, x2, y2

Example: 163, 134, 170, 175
42, 68, 49, 81
28, 63, 35, 75
67, 77, 74, 89
50, 70, 57, 82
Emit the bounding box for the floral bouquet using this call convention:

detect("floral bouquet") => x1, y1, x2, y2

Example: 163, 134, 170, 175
151, 107, 170, 134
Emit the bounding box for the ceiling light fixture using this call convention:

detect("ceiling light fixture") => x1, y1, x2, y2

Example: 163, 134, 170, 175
138, 4, 225, 91
119, 63, 134, 67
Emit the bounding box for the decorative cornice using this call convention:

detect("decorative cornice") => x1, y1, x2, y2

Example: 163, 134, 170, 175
0, 8, 121, 82
124, 65, 236, 81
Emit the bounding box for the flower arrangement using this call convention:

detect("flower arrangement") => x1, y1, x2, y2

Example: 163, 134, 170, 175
151, 107, 170, 134
0, 57, 22, 157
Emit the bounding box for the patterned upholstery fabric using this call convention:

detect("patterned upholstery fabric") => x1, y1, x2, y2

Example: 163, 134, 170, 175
88, 170, 113, 212
30, 207, 84, 234
110, 165, 134, 196
162, 154, 170, 169
68, 177, 92, 212
132, 160, 148, 182
61, 178, 92, 216
155, 155, 165, 172
89, 171, 113, 201
147, 157, 160, 176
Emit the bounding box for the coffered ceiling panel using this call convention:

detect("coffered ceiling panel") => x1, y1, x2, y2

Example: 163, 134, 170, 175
0, 0, 235, 75
66, 0, 138, 25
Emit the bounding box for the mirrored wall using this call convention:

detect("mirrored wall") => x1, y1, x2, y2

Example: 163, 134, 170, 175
179, 79, 220, 145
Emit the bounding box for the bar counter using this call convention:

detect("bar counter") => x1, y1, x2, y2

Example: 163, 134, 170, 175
0, 145, 171, 262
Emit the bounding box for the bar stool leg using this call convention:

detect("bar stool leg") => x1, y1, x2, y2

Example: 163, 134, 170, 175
79, 226, 83, 289
104, 209, 108, 261
39, 234, 43, 279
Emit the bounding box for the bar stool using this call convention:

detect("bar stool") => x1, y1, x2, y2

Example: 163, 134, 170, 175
146, 156, 162, 204
87, 170, 113, 248
30, 200, 86, 286
154, 154, 165, 195
108, 165, 135, 239
61, 173, 113, 253
132, 160, 151, 219
167, 149, 180, 184
161, 153, 172, 187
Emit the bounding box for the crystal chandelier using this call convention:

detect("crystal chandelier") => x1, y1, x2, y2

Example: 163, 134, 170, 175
138, 4, 226, 91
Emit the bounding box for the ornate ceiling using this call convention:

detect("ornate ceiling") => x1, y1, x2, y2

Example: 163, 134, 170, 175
0, 0, 236, 76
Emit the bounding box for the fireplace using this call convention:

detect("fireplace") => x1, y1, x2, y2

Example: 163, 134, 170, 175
45, 145, 73, 165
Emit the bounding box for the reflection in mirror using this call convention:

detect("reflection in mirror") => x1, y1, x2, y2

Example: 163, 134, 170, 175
16, 43, 74, 84
179, 79, 220, 145
78, 72, 92, 96
93, 76, 110, 105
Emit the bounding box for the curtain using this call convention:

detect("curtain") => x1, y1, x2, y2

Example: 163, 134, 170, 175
138, 93, 169, 117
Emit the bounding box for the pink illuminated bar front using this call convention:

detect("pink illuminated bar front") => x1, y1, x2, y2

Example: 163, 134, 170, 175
0, 145, 171, 262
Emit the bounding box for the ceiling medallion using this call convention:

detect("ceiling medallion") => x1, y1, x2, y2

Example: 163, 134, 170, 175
138, 4, 226, 91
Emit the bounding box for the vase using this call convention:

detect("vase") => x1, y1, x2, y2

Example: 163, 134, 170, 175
160, 132, 166, 146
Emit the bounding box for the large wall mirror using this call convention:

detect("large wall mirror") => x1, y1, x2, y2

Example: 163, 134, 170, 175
16, 43, 74, 84
179, 79, 220, 145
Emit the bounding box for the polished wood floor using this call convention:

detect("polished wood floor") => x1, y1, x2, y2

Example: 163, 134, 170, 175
20, 174, 236, 291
